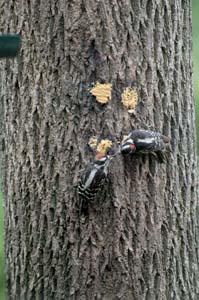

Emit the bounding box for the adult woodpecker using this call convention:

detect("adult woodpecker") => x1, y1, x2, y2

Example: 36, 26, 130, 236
120, 130, 170, 163
78, 153, 112, 201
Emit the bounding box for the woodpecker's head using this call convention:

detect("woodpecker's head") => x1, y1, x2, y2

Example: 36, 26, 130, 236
120, 138, 136, 154
94, 152, 111, 167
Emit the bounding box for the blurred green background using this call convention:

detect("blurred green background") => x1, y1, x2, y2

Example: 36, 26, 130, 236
0, 1, 198, 299
0, 192, 4, 300
193, 0, 199, 146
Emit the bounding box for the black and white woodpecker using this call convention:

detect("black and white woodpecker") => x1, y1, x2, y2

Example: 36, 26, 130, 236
120, 130, 170, 163
78, 153, 112, 201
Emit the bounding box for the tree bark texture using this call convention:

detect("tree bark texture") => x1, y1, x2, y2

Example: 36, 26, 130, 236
0, 0, 198, 299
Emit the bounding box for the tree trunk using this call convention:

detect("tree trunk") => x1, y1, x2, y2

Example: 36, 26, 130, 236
0, 0, 198, 299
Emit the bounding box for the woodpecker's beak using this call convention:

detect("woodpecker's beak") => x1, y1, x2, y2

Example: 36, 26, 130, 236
108, 149, 121, 159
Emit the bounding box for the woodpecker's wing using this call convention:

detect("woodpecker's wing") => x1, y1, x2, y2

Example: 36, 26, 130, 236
129, 130, 160, 139
129, 130, 170, 142
129, 130, 168, 152
78, 163, 107, 202
79, 163, 106, 190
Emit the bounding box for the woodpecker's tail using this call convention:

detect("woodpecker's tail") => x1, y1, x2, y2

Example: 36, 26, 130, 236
155, 150, 166, 163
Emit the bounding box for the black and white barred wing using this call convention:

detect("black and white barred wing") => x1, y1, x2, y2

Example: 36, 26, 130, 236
78, 164, 106, 201
131, 130, 169, 152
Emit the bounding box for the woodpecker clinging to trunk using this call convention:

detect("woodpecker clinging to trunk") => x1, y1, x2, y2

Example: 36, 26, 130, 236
120, 130, 170, 163
78, 153, 112, 201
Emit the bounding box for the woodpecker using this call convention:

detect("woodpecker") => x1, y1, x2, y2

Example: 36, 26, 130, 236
78, 153, 112, 201
120, 130, 170, 163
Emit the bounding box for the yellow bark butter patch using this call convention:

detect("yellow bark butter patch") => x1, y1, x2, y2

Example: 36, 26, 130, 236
90, 82, 112, 104
88, 136, 98, 150
121, 88, 138, 111
97, 139, 113, 155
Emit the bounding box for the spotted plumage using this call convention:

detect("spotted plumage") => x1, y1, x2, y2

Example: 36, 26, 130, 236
78, 155, 111, 201
121, 130, 170, 163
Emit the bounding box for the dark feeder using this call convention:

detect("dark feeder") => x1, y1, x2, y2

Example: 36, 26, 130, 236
0, 34, 21, 58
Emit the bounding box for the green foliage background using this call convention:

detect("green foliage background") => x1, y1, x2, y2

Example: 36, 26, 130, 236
193, 0, 199, 149
0, 2, 198, 299
0, 193, 4, 300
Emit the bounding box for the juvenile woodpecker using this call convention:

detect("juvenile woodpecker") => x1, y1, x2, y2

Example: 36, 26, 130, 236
120, 130, 170, 163
78, 153, 112, 201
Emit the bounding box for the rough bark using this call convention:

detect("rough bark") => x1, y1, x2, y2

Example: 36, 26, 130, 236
0, 0, 198, 299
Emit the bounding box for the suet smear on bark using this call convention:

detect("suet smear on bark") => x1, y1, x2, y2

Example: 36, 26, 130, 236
89, 137, 113, 155
121, 88, 138, 112
88, 136, 98, 150
90, 82, 112, 104
96, 139, 113, 155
